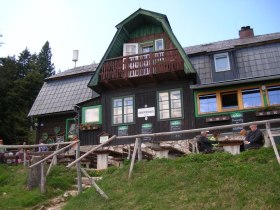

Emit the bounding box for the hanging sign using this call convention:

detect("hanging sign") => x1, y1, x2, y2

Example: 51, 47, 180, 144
138, 107, 155, 118
231, 112, 244, 132
141, 123, 153, 142
170, 120, 182, 140
118, 125, 128, 136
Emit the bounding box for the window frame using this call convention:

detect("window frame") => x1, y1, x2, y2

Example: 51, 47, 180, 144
241, 88, 263, 109
197, 86, 265, 115
139, 41, 154, 53
198, 93, 218, 114
157, 89, 184, 121
81, 105, 102, 124
155, 38, 164, 51
214, 52, 231, 72
112, 95, 135, 126
65, 118, 76, 141
266, 85, 280, 106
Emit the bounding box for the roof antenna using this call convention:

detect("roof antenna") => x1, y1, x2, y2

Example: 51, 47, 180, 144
72, 50, 79, 68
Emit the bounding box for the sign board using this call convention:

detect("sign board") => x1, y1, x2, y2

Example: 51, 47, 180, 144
138, 107, 155, 118
170, 120, 182, 140
231, 112, 244, 132
141, 123, 153, 142
118, 125, 128, 136
100, 135, 109, 144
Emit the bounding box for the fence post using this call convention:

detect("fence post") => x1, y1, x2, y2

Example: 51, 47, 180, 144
137, 138, 142, 161
23, 149, 27, 166
40, 162, 46, 193
76, 141, 82, 194
266, 122, 280, 165
128, 138, 139, 179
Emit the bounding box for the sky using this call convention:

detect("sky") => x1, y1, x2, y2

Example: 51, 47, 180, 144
0, 0, 280, 72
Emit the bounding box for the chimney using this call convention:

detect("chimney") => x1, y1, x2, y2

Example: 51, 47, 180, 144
239, 26, 254, 39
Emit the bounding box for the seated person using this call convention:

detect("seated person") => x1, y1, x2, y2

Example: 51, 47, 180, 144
244, 124, 264, 150
15, 142, 26, 163
209, 131, 220, 146
239, 129, 247, 152
38, 140, 48, 152
198, 131, 218, 153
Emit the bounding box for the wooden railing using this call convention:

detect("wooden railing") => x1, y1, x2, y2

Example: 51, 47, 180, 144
100, 49, 183, 81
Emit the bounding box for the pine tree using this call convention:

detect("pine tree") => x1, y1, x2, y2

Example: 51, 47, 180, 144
37, 41, 55, 78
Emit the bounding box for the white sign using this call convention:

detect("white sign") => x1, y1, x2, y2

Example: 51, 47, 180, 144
138, 107, 155, 118
100, 135, 109, 144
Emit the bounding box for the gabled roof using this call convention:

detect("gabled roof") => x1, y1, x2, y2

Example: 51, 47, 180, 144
88, 9, 195, 89
28, 64, 99, 117
185, 32, 280, 55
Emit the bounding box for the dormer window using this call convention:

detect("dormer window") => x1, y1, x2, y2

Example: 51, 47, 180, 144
214, 53, 230, 72
155, 39, 164, 51
123, 38, 164, 56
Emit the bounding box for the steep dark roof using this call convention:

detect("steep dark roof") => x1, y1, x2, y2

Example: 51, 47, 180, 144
28, 65, 99, 117
185, 32, 280, 55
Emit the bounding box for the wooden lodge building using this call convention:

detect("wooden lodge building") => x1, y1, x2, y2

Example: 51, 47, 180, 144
28, 9, 280, 146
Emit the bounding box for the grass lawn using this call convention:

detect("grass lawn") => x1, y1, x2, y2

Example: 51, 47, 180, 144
1, 148, 279, 209
0, 164, 76, 210
64, 147, 280, 210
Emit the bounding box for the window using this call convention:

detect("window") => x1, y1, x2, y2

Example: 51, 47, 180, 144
123, 43, 138, 56
242, 89, 262, 108
65, 118, 77, 141
113, 96, 134, 125
199, 94, 217, 113
267, 86, 280, 105
142, 45, 153, 53
82, 105, 102, 124
155, 39, 164, 51
214, 53, 230, 72
221, 91, 238, 110
158, 90, 183, 120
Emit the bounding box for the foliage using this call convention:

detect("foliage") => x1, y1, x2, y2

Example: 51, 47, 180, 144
0, 42, 55, 144
0, 165, 76, 209
64, 148, 280, 210
37, 41, 55, 78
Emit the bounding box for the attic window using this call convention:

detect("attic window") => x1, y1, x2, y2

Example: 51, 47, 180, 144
155, 39, 164, 51
214, 53, 230, 72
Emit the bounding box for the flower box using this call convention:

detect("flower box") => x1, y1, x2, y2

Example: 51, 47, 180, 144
256, 109, 280, 116
80, 124, 99, 130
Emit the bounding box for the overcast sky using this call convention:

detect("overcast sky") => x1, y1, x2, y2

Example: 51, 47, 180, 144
0, 0, 280, 72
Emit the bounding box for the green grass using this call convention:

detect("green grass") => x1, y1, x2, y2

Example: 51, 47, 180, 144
0, 164, 76, 210
64, 148, 280, 210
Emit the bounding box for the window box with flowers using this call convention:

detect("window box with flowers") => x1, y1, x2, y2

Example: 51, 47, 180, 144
81, 105, 102, 130
80, 123, 99, 130
256, 106, 280, 117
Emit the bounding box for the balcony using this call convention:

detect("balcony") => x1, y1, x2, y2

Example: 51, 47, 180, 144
100, 49, 184, 87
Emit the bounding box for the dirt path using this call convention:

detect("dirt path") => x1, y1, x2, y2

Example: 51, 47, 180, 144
34, 190, 78, 210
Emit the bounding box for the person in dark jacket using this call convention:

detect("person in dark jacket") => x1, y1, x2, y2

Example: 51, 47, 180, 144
244, 124, 264, 150
198, 131, 218, 153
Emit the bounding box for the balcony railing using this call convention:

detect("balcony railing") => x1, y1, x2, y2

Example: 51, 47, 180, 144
100, 49, 183, 81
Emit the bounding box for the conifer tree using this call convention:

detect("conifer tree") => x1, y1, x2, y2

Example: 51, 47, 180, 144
37, 41, 55, 78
